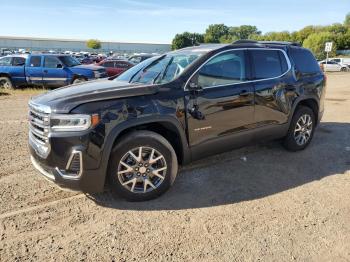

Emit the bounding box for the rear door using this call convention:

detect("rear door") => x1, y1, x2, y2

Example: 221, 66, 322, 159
25, 56, 44, 86
249, 48, 291, 127
43, 56, 68, 87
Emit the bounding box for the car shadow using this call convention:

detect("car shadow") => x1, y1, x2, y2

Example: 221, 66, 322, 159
87, 122, 350, 210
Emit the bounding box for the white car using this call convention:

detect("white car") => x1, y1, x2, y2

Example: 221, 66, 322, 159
318, 60, 348, 72
329, 57, 350, 68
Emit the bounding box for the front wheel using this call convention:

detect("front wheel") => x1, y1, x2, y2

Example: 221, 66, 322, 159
108, 131, 178, 201
283, 106, 315, 151
72, 77, 86, 84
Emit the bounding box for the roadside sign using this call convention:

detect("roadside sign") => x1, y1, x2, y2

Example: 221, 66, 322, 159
325, 42, 333, 52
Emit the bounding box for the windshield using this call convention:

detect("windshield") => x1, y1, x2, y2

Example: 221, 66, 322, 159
59, 56, 81, 67
117, 56, 161, 82
117, 51, 204, 84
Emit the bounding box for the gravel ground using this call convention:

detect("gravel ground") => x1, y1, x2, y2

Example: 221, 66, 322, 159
0, 74, 349, 261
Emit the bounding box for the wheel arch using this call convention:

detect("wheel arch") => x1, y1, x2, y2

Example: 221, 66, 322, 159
290, 96, 319, 126
71, 74, 88, 83
0, 73, 12, 79
107, 118, 189, 165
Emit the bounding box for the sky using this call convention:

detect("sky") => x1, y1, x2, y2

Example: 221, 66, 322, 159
1, 0, 349, 43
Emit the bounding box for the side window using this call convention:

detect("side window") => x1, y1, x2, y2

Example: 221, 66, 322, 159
289, 47, 321, 74
116, 62, 128, 68
250, 50, 287, 80
29, 56, 42, 67
44, 56, 61, 68
102, 61, 114, 67
197, 50, 246, 88
0, 57, 12, 66
12, 57, 26, 66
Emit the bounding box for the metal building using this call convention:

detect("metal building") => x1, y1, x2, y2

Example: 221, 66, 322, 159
0, 36, 171, 54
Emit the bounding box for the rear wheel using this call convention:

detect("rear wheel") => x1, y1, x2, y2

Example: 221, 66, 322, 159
341, 67, 347, 72
0, 77, 14, 89
283, 106, 315, 151
108, 131, 178, 201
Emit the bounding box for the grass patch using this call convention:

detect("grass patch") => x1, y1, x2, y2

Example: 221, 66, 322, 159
0, 87, 49, 96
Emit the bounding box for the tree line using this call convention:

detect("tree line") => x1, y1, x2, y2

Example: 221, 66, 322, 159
172, 13, 350, 59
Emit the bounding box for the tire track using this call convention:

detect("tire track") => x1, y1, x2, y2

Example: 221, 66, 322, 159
0, 194, 85, 220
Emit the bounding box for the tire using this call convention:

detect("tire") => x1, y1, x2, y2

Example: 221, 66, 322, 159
0, 77, 14, 90
108, 131, 178, 201
341, 67, 347, 72
72, 77, 86, 84
283, 106, 315, 151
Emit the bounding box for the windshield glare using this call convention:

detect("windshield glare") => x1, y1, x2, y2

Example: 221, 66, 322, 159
116, 51, 204, 85
59, 56, 81, 67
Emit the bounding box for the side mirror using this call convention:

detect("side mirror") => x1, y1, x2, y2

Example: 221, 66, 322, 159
56, 64, 63, 68
187, 77, 203, 91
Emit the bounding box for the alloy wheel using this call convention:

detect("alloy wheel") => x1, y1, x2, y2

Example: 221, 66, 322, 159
294, 114, 313, 146
117, 146, 167, 193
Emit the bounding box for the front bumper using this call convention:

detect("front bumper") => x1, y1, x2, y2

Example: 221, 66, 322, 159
29, 136, 106, 193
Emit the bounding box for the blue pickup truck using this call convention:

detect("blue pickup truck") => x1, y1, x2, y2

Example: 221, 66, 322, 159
0, 54, 107, 89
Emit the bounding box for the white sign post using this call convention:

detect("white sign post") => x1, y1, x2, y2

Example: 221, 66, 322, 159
325, 42, 333, 65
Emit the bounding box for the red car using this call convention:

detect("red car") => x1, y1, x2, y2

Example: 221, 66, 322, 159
97, 59, 134, 77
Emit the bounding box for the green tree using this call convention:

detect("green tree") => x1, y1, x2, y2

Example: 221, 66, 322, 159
229, 25, 261, 40
262, 31, 292, 42
325, 23, 348, 35
345, 12, 350, 27
204, 24, 229, 43
171, 32, 204, 50
296, 26, 322, 44
86, 39, 102, 50
303, 32, 337, 60
335, 31, 350, 50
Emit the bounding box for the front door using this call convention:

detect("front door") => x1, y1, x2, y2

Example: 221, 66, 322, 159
43, 56, 68, 87
185, 49, 255, 158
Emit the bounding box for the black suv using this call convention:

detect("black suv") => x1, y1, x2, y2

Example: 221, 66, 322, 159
28, 41, 326, 201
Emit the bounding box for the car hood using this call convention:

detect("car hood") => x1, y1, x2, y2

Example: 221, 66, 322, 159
30, 79, 159, 113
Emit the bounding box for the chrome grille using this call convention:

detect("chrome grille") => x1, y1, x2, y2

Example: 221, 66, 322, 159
28, 103, 50, 145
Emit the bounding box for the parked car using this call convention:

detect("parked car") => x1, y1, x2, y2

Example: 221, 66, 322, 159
318, 60, 348, 72
0, 54, 107, 89
28, 41, 326, 201
329, 57, 350, 67
128, 54, 154, 64
97, 59, 135, 77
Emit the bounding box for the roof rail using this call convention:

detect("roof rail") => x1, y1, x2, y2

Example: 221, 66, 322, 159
232, 40, 301, 47
232, 40, 258, 45
258, 41, 301, 47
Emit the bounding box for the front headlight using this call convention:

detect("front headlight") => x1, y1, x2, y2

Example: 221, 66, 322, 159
50, 114, 93, 132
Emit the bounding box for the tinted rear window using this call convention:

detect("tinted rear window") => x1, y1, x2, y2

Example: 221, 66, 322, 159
290, 47, 321, 74
250, 50, 288, 79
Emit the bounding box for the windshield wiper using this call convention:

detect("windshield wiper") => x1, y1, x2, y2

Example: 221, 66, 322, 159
152, 57, 174, 84
129, 54, 166, 83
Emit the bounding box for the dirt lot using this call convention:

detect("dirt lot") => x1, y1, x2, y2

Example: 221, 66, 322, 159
0, 74, 349, 261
